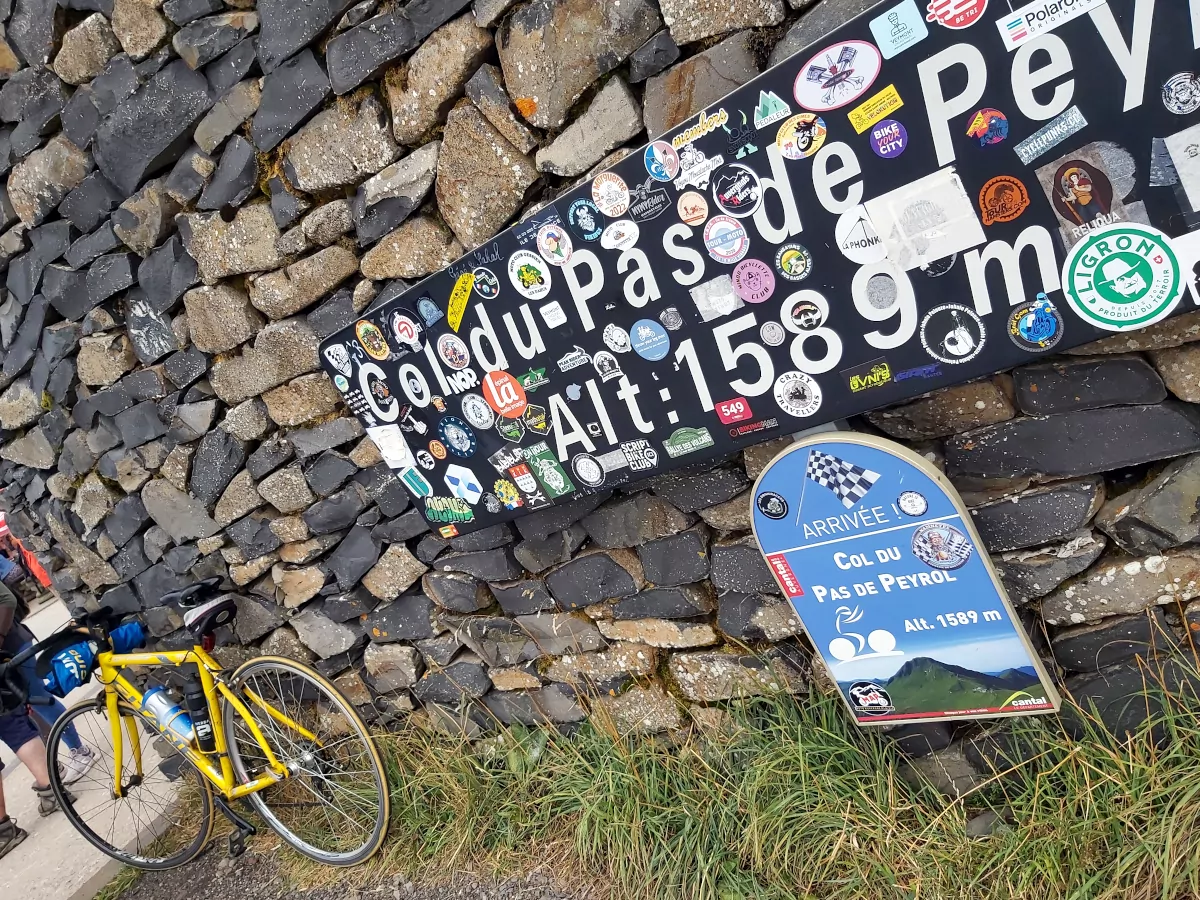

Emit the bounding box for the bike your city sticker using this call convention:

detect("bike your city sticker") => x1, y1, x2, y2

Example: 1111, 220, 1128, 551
750, 432, 1060, 726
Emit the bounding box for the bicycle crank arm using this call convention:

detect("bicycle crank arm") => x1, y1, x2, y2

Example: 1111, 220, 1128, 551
213, 795, 257, 858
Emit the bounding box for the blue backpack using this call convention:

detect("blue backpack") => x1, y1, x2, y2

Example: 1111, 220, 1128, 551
42, 621, 146, 697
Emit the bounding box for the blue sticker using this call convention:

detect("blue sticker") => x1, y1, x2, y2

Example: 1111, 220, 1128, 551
417, 296, 444, 326
869, 0, 929, 60
438, 416, 477, 458
567, 198, 604, 242
333, 374, 349, 392
400, 467, 433, 497
751, 437, 1059, 726
630, 318, 671, 361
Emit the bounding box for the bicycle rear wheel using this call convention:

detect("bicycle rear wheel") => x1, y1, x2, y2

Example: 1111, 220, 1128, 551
221, 656, 389, 866
46, 698, 214, 869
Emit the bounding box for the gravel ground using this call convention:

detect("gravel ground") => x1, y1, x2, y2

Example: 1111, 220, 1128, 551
114, 850, 592, 900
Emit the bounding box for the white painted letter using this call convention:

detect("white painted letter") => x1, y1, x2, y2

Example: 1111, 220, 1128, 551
812, 142, 863, 214
1090, 0, 1153, 111
964, 225, 1061, 317
1011, 35, 1075, 120
663, 223, 705, 286
918, 42, 988, 166
752, 143, 803, 242
550, 392, 597, 460
502, 304, 546, 360
617, 248, 661, 308
467, 303, 509, 372
561, 248, 604, 332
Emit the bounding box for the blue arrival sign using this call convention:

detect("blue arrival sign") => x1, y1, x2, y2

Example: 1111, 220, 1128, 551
751, 434, 1060, 726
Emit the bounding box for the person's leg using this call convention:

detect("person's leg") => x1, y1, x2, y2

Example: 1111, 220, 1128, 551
0, 709, 70, 816
0, 768, 27, 859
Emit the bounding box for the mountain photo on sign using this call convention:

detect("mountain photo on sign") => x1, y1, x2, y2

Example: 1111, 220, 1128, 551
319, 0, 1200, 535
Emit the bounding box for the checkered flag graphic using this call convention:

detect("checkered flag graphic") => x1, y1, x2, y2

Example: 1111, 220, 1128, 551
805, 451, 880, 509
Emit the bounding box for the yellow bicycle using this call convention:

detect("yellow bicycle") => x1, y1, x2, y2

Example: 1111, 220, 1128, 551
33, 579, 390, 869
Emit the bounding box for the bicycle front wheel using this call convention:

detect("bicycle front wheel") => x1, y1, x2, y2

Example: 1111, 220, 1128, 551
46, 698, 215, 869
221, 656, 390, 866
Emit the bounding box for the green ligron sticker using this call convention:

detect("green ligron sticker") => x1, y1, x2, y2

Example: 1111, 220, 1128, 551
1062, 223, 1182, 332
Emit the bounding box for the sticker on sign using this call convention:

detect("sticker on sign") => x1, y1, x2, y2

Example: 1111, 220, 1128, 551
995, 0, 1107, 50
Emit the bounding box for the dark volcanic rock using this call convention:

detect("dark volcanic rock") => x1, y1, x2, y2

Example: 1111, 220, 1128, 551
1051, 608, 1173, 673
325, 10, 416, 95
1096, 453, 1200, 554
405, 0, 473, 41
325, 524, 380, 590
189, 427, 246, 507
226, 512, 282, 558
1012, 356, 1166, 416
612, 584, 713, 620
9, 0, 63, 69
629, 30, 679, 83
491, 578, 557, 615
945, 404, 1200, 480
255, 0, 353, 73
93, 60, 216, 196
969, 479, 1105, 553
138, 235, 199, 312
205, 37, 257, 97
545, 549, 642, 609
66, 222, 122, 270
59, 173, 124, 234
364, 591, 435, 642
709, 535, 778, 594
638, 526, 710, 587
650, 467, 748, 513
303, 483, 371, 535
412, 658, 490, 704
251, 48, 331, 151
196, 135, 257, 210
172, 12, 258, 69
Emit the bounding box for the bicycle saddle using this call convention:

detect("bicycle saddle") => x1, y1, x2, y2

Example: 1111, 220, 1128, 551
162, 576, 224, 609
183, 595, 237, 637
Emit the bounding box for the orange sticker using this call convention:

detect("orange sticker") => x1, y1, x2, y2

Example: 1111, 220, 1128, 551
979, 175, 1030, 226
429, 440, 447, 460
438, 524, 459, 538
482, 370, 528, 418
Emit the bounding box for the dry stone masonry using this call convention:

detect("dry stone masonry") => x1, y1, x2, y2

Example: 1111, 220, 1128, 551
0, 0, 1196, 790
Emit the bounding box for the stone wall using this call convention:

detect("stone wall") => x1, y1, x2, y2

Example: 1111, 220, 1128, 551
0, 0, 1196, 787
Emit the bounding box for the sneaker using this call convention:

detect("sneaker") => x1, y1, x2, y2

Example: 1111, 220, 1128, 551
0, 817, 28, 860
60, 746, 96, 785
34, 783, 74, 817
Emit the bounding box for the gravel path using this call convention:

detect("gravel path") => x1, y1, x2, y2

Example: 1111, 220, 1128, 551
113, 849, 592, 900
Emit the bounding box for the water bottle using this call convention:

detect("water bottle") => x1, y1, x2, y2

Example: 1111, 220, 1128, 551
182, 675, 215, 753
140, 686, 195, 746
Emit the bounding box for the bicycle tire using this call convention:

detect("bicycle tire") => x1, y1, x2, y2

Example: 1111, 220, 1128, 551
47, 698, 215, 870
221, 656, 390, 866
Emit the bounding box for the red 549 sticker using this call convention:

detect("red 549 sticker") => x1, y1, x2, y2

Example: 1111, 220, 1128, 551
716, 396, 753, 424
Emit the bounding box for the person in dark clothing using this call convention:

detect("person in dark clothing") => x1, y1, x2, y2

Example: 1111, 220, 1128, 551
0, 582, 74, 859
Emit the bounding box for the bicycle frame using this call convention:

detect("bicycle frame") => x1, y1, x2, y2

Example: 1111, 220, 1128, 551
96, 645, 312, 800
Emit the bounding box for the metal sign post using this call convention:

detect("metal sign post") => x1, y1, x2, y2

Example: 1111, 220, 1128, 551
751, 432, 1060, 726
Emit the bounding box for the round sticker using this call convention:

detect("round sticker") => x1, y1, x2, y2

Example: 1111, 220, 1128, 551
760, 321, 786, 346
436, 333, 471, 370
785, 294, 827, 331
966, 107, 1008, 146
459, 392, 495, 430
793, 41, 882, 112
507, 249, 552, 300
712, 163, 762, 218
920, 304, 986, 364
897, 491, 928, 517
572, 453, 606, 487
355, 320, 390, 360
630, 318, 670, 360
1049, 160, 1114, 229
773, 371, 823, 418
834, 205, 886, 264
429, 440, 447, 460
366, 370, 393, 408
732, 259, 775, 304
776, 114, 827, 160
1008, 294, 1064, 352
567, 198, 603, 242
495, 479, 523, 509
600, 220, 639, 251
482, 370, 528, 418
703, 215, 749, 264
870, 119, 907, 158
438, 416, 476, 458
333, 374, 349, 392
677, 191, 709, 226
848, 682, 894, 716
926, 0, 986, 28
979, 175, 1030, 226
911, 522, 973, 570
389, 310, 424, 351
775, 244, 813, 281
1163, 72, 1200, 114
756, 491, 788, 519
603, 323, 632, 353
415, 449, 435, 469
1061, 223, 1182, 332
473, 267, 500, 298
660, 307, 684, 331
537, 221, 573, 266
644, 141, 680, 182
592, 172, 630, 217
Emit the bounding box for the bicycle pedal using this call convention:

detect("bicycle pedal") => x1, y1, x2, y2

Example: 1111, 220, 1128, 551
227, 831, 246, 858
